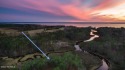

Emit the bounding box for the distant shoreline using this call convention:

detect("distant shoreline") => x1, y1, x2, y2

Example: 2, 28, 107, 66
0, 22, 125, 24
0, 23, 125, 28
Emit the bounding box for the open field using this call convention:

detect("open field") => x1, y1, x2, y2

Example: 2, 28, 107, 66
0, 26, 64, 36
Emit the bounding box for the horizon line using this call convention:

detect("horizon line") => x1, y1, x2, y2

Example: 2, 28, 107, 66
0, 21, 125, 23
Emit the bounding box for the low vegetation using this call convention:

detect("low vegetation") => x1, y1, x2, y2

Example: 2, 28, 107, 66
0, 24, 125, 70
18, 52, 85, 70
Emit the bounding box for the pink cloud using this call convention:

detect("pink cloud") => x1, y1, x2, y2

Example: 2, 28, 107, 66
0, 0, 125, 21
91, 0, 125, 12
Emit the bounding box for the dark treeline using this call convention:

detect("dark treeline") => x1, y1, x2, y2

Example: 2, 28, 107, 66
0, 26, 125, 70
0, 24, 65, 31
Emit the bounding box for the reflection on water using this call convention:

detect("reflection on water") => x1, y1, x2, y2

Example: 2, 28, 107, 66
74, 29, 109, 70
97, 59, 109, 70
38, 23, 125, 28
65, 23, 125, 28
16, 22, 125, 28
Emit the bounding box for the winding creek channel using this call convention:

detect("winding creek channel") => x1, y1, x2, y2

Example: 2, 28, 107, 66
74, 29, 110, 70
0, 29, 110, 70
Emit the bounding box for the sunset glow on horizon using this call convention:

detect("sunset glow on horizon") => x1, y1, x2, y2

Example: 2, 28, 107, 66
92, 3, 125, 21
0, 0, 125, 22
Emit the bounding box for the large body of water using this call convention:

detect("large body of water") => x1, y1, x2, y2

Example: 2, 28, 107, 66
18, 22, 125, 28
64, 23, 125, 28
2, 22, 125, 28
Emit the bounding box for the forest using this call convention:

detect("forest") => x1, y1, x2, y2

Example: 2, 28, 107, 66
0, 24, 125, 70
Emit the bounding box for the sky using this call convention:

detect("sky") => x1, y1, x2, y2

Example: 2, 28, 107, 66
0, 0, 125, 22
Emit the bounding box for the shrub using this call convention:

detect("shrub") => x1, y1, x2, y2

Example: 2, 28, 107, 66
20, 52, 85, 70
